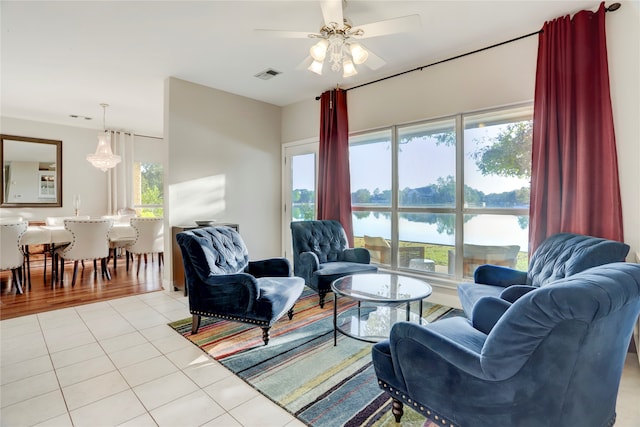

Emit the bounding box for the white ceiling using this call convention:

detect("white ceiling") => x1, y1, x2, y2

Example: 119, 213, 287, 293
1, 0, 601, 138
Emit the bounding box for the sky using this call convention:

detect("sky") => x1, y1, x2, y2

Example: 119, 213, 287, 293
292, 123, 530, 195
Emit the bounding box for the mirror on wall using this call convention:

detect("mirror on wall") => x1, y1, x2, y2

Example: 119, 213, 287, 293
1, 134, 62, 207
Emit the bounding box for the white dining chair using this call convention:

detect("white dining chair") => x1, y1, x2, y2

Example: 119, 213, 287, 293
126, 217, 164, 275
0, 219, 28, 294
54, 218, 113, 287
103, 214, 136, 269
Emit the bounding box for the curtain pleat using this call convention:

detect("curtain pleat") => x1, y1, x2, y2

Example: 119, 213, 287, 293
107, 131, 134, 215
529, 1, 623, 253
317, 89, 354, 246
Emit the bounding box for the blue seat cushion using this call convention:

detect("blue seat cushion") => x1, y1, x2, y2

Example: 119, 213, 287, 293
254, 276, 305, 325
311, 261, 378, 291
458, 283, 507, 316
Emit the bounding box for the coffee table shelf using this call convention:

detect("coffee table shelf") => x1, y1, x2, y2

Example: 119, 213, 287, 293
332, 273, 432, 345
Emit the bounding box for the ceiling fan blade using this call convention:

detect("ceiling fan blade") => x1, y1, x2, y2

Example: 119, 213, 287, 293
355, 14, 421, 39
296, 56, 314, 70
320, 0, 344, 26
361, 46, 386, 70
253, 29, 313, 39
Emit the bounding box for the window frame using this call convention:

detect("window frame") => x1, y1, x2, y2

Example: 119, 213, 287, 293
350, 102, 533, 279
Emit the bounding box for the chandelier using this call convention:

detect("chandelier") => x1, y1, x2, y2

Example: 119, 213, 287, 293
307, 21, 368, 77
86, 103, 121, 172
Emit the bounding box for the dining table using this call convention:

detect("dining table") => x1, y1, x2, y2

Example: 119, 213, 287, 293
20, 223, 136, 288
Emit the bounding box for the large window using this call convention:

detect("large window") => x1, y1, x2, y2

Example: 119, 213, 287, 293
133, 162, 163, 217
350, 104, 532, 279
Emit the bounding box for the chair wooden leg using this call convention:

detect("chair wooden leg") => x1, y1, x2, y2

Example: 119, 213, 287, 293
261, 327, 271, 345
144, 254, 148, 264
136, 255, 142, 275
59, 256, 65, 283
288, 307, 294, 320
24, 246, 32, 290
71, 261, 79, 287
51, 253, 57, 287
191, 314, 201, 334
126, 251, 130, 271
392, 398, 404, 423
112, 249, 118, 269
11, 268, 23, 294
43, 251, 47, 286
159, 252, 164, 266
319, 293, 326, 308
102, 258, 111, 280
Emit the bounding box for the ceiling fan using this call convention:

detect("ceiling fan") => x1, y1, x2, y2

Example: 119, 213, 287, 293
255, 0, 421, 77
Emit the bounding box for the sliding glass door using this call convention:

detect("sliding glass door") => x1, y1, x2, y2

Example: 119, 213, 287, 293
282, 142, 318, 259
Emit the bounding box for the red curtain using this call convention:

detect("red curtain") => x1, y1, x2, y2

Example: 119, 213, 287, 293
529, 2, 623, 253
317, 88, 354, 246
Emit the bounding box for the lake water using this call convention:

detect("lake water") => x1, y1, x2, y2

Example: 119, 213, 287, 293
353, 212, 529, 250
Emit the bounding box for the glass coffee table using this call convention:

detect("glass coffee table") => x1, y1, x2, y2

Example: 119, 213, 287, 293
331, 273, 432, 345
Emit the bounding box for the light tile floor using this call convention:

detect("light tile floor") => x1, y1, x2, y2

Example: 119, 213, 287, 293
1, 289, 639, 426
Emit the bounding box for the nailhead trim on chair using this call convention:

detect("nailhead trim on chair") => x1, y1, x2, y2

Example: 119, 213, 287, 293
379, 378, 617, 427
60, 219, 112, 260
191, 310, 270, 327
378, 380, 456, 427
2, 222, 28, 270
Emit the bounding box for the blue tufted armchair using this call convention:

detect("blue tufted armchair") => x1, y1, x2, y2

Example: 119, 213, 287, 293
290, 220, 378, 308
458, 232, 629, 316
176, 226, 305, 345
373, 262, 640, 427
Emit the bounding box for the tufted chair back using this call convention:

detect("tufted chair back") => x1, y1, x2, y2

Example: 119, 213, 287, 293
59, 219, 113, 261
177, 226, 249, 281
527, 233, 629, 288
290, 220, 349, 264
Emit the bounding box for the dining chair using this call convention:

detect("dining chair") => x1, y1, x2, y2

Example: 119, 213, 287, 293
20, 224, 52, 289
54, 218, 114, 287
103, 214, 136, 269
0, 219, 28, 294
126, 217, 164, 275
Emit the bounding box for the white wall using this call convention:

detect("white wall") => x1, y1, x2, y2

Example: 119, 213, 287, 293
1, 117, 166, 222
282, 3, 640, 261
164, 77, 283, 284
0, 117, 109, 221
607, 1, 640, 260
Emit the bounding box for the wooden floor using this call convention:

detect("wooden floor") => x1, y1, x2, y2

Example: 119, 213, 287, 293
0, 254, 164, 320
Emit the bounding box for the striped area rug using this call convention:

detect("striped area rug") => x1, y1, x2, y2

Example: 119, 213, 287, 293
169, 288, 463, 427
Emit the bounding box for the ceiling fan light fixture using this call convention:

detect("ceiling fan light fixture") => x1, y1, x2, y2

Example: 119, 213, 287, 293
342, 59, 357, 77
308, 60, 324, 75
350, 43, 368, 65
310, 39, 328, 61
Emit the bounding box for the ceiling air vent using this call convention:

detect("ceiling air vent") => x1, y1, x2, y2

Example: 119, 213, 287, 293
254, 69, 282, 80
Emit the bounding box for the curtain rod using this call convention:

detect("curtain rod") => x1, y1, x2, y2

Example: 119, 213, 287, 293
316, 2, 621, 99
134, 133, 163, 140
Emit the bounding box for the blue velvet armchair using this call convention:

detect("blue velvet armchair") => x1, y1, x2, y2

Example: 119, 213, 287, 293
372, 262, 640, 427
458, 232, 630, 316
176, 226, 305, 345
290, 220, 378, 307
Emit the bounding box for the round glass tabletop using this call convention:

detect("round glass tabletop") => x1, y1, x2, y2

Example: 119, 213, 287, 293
331, 273, 432, 304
